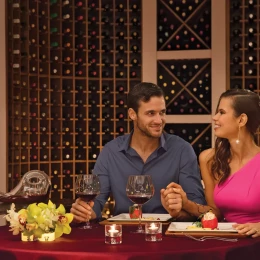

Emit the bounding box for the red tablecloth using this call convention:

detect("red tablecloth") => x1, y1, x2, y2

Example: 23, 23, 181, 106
0, 224, 259, 260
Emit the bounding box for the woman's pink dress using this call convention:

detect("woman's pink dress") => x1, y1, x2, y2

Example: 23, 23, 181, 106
214, 153, 260, 223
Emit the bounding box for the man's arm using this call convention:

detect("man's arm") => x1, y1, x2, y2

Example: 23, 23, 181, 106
92, 145, 111, 219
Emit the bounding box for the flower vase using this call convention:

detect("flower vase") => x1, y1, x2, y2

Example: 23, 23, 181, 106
38, 232, 55, 242
21, 232, 36, 242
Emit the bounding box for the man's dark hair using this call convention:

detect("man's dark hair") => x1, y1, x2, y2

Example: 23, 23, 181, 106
127, 82, 165, 113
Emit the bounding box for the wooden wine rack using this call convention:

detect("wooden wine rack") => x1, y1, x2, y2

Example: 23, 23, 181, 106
156, 0, 212, 155
228, 0, 260, 145
7, 0, 142, 209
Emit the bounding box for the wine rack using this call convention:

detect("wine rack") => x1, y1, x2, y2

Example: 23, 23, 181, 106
228, 0, 260, 145
156, 0, 212, 158
158, 59, 211, 115
164, 123, 212, 156
157, 0, 211, 50
7, 0, 142, 208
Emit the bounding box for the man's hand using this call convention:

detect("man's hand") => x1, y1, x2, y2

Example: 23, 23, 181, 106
70, 198, 96, 223
161, 182, 184, 218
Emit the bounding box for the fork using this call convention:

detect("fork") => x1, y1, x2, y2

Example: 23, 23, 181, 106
184, 233, 238, 242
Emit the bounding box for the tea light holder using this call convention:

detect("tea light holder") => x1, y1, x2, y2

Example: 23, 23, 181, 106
145, 222, 162, 242
105, 224, 122, 244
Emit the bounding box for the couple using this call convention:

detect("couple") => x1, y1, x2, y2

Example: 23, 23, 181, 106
71, 82, 260, 238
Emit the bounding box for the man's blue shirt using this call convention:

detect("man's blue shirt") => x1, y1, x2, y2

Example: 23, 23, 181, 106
93, 131, 206, 219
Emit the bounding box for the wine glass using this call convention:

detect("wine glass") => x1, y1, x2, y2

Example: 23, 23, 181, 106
75, 174, 100, 229
126, 175, 154, 233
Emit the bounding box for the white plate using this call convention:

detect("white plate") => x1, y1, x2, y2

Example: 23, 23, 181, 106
168, 222, 238, 232
107, 213, 172, 222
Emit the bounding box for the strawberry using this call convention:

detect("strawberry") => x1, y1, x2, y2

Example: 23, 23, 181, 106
129, 205, 142, 219
201, 210, 218, 229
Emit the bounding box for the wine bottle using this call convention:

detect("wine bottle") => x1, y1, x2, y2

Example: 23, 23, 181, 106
248, 55, 256, 63
51, 42, 59, 47
116, 71, 124, 78
248, 27, 256, 36
131, 45, 139, 53
232, 42, 241, 50
117, 85, 125, 93
102, 70, 110, 78
101, 31, 110, 39
117, 3, 124, 11
76, 57, 84, 64
232, 29, 241, 36
131, 58, 139, 66
117, 126, 124, 134
76, 85, 84, 91
117, 99, 124, 106
131, 31, 139, 39
89, 70, 98, 77
232, 56, 241, 64
76, 69, 83, 76
63, 14, 70, 20
131, 17, 140, 26
102, 126, 110, 133
117, 31, 125, 39
131, 4, 139, 12
116, 17, 124, 25
116, 45, 124, 52
76, 1, 83, 7
89, 113, 97, 120
130, 71, 137, 78
117, 112, 124, 120
63, 28, 71, 34
102, 99, 110, 106
76, 113, 84, 119
248, 41, 257, 49
101, 16, 109, 24
76, 127, 83, 132
50, 13, 58, 19
102, 44, 110, 52
76, 141, 84, 147
103, 3, 110, 11
117, 58, 124, 66
248, 68, 256, 75
63, 141, 70, 147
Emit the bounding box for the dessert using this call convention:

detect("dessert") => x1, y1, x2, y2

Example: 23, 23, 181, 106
201, 210, 218, 229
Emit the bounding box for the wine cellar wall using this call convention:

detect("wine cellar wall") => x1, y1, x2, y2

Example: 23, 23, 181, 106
7, 0, 257, 217
228, 0, 260, 145
7, 0, 141, 213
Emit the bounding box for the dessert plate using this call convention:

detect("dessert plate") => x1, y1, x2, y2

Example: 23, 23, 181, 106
168, 222, 238, 232
108, 213, 172, 222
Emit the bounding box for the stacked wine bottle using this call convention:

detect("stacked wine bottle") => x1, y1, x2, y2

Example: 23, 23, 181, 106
7, 0, 142, 201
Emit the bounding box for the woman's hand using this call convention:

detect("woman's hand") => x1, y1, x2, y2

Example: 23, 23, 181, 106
160, 182, 184, 218
70, 198, 95, 223
233, 223, 260, 238
166, 182, 189, 208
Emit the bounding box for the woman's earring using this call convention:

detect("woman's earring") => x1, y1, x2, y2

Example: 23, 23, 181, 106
236, 126, 240, 144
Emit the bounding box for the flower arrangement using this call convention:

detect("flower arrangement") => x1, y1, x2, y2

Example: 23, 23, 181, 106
4, 200, 73, 240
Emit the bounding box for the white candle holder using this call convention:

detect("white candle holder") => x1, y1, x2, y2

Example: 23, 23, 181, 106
105, 224, 122, 244
145, 222, 162, 242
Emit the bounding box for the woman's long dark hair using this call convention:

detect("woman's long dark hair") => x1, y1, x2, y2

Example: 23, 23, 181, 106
211, 89, 260, 184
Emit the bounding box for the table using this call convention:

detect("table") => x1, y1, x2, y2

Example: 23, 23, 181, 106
0, 223, 259, 260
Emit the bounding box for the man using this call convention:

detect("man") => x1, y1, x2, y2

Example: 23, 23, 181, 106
70, 82, 205, 222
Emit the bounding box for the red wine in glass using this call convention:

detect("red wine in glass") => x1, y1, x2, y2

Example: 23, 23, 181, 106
126, 175, 154, 233
127, 195, 152, 205
75, 174, 100, 229
76, 193, 98, 202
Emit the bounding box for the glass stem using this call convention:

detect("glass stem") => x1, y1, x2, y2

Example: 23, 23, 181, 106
137, 204, 143, 231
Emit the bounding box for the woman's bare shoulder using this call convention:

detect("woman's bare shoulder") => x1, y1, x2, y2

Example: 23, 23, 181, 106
199, 148, 215, 163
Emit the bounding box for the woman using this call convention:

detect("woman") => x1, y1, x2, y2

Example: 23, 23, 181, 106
161, 89, 260, 237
